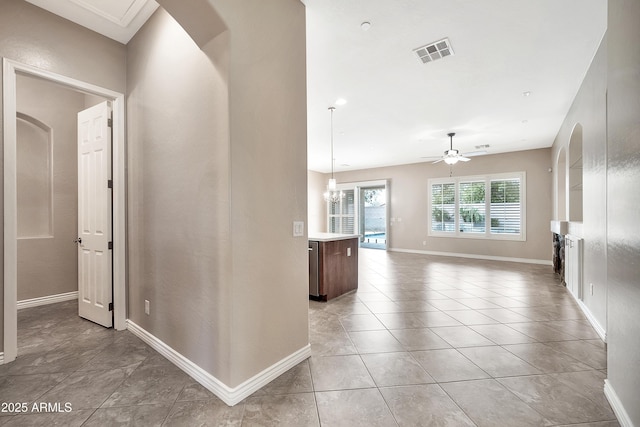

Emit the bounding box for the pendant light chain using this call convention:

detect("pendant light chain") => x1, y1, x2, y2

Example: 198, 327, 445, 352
330, 107, 335, 180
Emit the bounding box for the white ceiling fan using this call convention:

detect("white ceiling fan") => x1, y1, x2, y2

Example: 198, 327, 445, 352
432, 132, 487, 165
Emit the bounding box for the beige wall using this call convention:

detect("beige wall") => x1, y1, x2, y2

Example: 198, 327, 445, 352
213, 0, 308, 387
551, 37, 607, 332
127, 7, 232, 382
128, 0, 308, 389
0, 0, 126, 353
314, 148, 552, 262
16, 75, 84, 301
607, 0, 640, 424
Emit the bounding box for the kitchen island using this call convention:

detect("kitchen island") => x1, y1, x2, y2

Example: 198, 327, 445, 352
308, 233, 359, 301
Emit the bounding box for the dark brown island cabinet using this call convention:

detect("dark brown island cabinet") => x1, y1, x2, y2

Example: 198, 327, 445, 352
308, 233, 359, 301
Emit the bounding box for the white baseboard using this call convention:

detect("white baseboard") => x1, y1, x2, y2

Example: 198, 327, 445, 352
0, 352, 4, 365
126, 320, 311, 406
604, 379, 634, 427
389, 248, 552, 266
575, 298, 607, 342
17, 291, 78, 310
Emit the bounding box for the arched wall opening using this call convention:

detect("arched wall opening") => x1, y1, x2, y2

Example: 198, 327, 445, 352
16, 112, 53, 239
569, 123, 583, 222
556, 148, 567, 220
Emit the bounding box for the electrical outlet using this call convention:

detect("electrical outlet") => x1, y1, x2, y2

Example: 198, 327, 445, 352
145, 299, 150, 315
590, 283, 594, 296
293, 221, 304, 237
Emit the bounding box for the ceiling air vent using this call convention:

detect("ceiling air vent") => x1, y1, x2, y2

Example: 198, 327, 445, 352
414, 38, 454, 64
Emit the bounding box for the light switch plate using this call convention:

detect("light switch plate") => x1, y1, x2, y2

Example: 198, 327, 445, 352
293, 221, 305, 237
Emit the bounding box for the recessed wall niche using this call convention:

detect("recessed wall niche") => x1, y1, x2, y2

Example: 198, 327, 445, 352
17, 112, 53, 238
569, 123, 583, 222
556, 147, 567, 220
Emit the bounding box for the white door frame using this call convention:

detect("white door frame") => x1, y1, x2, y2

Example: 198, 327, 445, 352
3, 58, 127, 364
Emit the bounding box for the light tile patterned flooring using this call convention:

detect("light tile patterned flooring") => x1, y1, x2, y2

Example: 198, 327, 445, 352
0, 249, 618, 426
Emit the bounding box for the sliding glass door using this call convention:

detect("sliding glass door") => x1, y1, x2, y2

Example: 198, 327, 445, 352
359, 186, 387, 249
326, 181, 388, 249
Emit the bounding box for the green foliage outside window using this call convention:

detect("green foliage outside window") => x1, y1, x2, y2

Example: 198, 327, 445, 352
459, 207, 484, 224
432, 208, 452, 222
491, 180, 520, 203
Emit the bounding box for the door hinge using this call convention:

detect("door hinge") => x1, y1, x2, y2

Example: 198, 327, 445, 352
108, 302, 114, 311
108, 179, 113, 188
108, 241, 113, 250
107, 118, 113, 128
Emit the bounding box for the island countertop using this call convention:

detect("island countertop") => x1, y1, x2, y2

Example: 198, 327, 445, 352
308, 232, 360, 242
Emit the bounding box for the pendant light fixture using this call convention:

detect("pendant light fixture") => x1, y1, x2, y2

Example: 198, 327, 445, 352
323, 107, 345, 203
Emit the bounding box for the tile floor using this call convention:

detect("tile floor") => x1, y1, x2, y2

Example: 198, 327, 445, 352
0, 249, 618, 426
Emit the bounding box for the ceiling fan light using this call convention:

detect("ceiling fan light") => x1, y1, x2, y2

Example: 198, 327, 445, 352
444, 156, 459, 165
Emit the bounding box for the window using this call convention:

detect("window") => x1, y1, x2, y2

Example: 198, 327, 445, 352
490, 178, 521, 235
459, 181, 486, 233
431, 183, 455, 232
428, 172, 526, 240
328, 189, 355, 234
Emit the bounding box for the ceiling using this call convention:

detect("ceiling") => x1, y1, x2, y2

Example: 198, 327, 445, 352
27, 0, 607, 173
305, 0, 607, 172
24, 0, 158, 44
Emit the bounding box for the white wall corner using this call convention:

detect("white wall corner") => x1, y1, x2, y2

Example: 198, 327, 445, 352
604, 380, 634, 427
126, 320, 311, 406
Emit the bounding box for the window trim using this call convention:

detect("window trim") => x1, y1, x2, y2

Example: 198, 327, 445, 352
428, 172, 527, 241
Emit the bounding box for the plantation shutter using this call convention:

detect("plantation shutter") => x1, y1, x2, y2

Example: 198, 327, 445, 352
490, 179, 521, 234
459, 181, 486, 233
341, 189, 355, 234
328, 189, 355, 233
431, 183, 455, 232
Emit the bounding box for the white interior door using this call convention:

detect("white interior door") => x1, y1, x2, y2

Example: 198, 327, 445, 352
77, 101, 113, 327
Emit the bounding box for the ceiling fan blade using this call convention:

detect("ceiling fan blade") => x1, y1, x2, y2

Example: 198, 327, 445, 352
459, 156, 471, 162
462, 150, 487, 157
432, 158, 444, 164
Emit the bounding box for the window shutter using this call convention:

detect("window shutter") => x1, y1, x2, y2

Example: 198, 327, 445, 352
459, 181, 486, 233
490, 179, 521, 234
327, 189, 355, 234
428, 173, 525, 240
431, 183, 455, 232
341, 190, 355, 234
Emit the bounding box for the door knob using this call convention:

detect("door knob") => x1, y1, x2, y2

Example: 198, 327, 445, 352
74, 237, 82, 244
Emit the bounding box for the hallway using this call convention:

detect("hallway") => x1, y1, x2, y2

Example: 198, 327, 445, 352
0, 249, 618, 426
